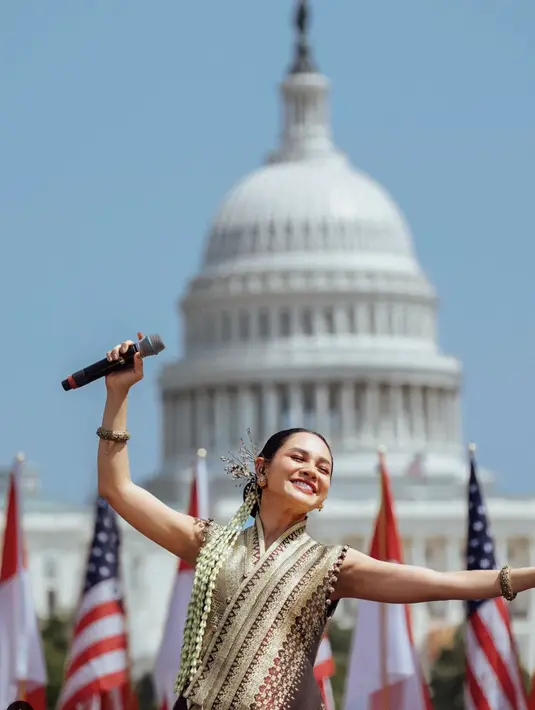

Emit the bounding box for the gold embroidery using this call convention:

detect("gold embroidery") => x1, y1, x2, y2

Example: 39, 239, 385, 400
182, 517, 347, 710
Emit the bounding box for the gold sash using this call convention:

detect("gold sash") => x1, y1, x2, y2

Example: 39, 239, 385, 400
182, 516, 347, 710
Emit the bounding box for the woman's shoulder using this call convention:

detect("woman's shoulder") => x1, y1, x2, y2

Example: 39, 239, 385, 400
306, 533, 350, 567
193, 517, 224, 546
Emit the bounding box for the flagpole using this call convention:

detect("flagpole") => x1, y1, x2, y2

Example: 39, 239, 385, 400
14, 453, 27, 704
18, 680, 26, 702
377, 445, 390, 710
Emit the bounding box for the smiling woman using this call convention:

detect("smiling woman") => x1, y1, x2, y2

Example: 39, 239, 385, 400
97, 336, 535, 710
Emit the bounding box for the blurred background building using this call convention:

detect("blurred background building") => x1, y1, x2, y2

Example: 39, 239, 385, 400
2, 1, 534, 683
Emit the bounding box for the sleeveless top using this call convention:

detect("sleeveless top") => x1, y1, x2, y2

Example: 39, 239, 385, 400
174, 515, 348, 710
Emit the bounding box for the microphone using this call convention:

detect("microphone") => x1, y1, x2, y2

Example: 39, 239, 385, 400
61, 334, 165, 391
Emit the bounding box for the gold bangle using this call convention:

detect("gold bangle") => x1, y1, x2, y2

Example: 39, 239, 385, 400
96, 426, 130, 443
499, 565, 517, 601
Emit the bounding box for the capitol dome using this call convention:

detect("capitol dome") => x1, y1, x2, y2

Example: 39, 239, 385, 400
205, 159, 417, 267
202, 65, 421, 282
157, 0, 465, 511
213, 160, 411, 238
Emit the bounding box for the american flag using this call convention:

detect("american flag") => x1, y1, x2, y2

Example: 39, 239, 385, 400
57, 497, 137, 710
464, 449, 528, 710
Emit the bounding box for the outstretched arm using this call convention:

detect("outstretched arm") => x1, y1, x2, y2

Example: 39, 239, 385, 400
333, 548, 534, 604
97, 336, 205, 567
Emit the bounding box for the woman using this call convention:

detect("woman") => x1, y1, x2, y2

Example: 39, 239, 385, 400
98, 335, 529, 710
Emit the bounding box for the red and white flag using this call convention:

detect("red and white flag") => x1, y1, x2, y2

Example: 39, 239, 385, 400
314, 631, 335, 710
56, 496, 137, 710
153, 450, 210, 710
0, 454, 47, 710
464, 448, 528, 710
342, 450, 432, 710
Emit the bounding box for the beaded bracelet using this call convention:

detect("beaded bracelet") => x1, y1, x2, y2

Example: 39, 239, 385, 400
499, 565, 517, 601
96, 426, 131, 443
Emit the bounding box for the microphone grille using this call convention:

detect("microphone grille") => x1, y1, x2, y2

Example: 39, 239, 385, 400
138, 334, 166, 357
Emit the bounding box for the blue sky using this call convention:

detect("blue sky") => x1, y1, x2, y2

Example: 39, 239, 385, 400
0, 1, 533, 505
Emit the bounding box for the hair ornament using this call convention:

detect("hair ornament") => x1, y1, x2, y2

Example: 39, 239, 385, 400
221, 428, 260, 486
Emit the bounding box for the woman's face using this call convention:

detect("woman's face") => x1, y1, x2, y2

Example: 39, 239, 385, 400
257, 432, 332, 514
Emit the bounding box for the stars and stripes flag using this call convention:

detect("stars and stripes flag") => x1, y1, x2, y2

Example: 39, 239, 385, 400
153, 450, 210, 710
57, 496, 137, 710
464, 447, 528, 710
314, 631, 335, 710
0, 454, 47, 710
343, 449, 433, 710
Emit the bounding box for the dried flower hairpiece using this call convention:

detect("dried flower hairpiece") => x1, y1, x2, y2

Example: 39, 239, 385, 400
221, 428, 260, 487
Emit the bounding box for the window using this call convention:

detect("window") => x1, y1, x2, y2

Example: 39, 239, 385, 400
221, 312, 232, 342
324, 307, 335, 334
301, 308, 313, 335
347, 305, 356, 333
278, 386, 290, 428
329, 384, 341, 433
280, 309, 291, 337
238, 310, 250, 340
259, 309, 270, 339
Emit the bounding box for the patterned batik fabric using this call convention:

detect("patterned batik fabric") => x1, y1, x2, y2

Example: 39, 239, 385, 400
177, 515, 348, 710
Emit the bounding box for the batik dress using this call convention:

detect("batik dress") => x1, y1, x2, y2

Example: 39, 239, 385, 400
174, 515, 348, 710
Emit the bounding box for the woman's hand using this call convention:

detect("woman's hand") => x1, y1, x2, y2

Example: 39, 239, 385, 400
105, 331, 145, 395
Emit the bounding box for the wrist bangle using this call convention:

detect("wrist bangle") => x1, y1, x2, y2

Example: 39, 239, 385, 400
97, 427, 130, 443
499, 565, 517, 601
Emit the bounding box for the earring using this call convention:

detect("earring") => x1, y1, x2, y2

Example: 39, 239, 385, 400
318, 503, 324, 511
257, 468, 267, 487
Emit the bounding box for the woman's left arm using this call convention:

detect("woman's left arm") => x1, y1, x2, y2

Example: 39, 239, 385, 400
333, 548, 535, 603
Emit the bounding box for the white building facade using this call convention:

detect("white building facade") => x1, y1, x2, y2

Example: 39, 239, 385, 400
2, 2, 535, 684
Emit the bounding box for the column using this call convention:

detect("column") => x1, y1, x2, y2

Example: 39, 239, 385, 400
176, 392, 192, 454
341, 381, 356, 444
426, 389, 440, 445
194, 389, 210, 451
362, 382, 379, 444
378, 384, 393, 445
238, 385, 256, 441
450, 390, 462, 443
314, 383, 329, 437
392, 385, 407, 446
410, 386, 426, 445
214, 387, 230, 452
262, 384, 279, 440
356, 302, 369, 334
289, 383, 304, 427
335, 303, 348, 334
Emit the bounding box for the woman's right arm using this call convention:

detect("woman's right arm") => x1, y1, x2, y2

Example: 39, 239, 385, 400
97, 336, 204, 567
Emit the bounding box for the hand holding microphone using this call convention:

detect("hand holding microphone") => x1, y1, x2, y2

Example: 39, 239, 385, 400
61, 332, 165, 393
105, 332, 148, 395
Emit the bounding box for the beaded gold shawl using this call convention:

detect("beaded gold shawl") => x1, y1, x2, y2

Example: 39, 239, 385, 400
176, 515, 348, 710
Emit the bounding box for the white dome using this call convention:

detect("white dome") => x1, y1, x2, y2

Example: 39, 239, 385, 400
210, 157, 414, 258
202, 67, 417, 274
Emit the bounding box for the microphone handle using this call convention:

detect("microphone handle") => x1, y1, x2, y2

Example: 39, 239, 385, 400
62, 344, 138, 391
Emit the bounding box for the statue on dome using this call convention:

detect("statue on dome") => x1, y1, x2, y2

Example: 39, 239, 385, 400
290, 0, 317, 74
296, 0, 309, 38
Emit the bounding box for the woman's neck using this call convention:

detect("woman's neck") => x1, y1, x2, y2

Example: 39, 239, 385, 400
257, 500, 307, 550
